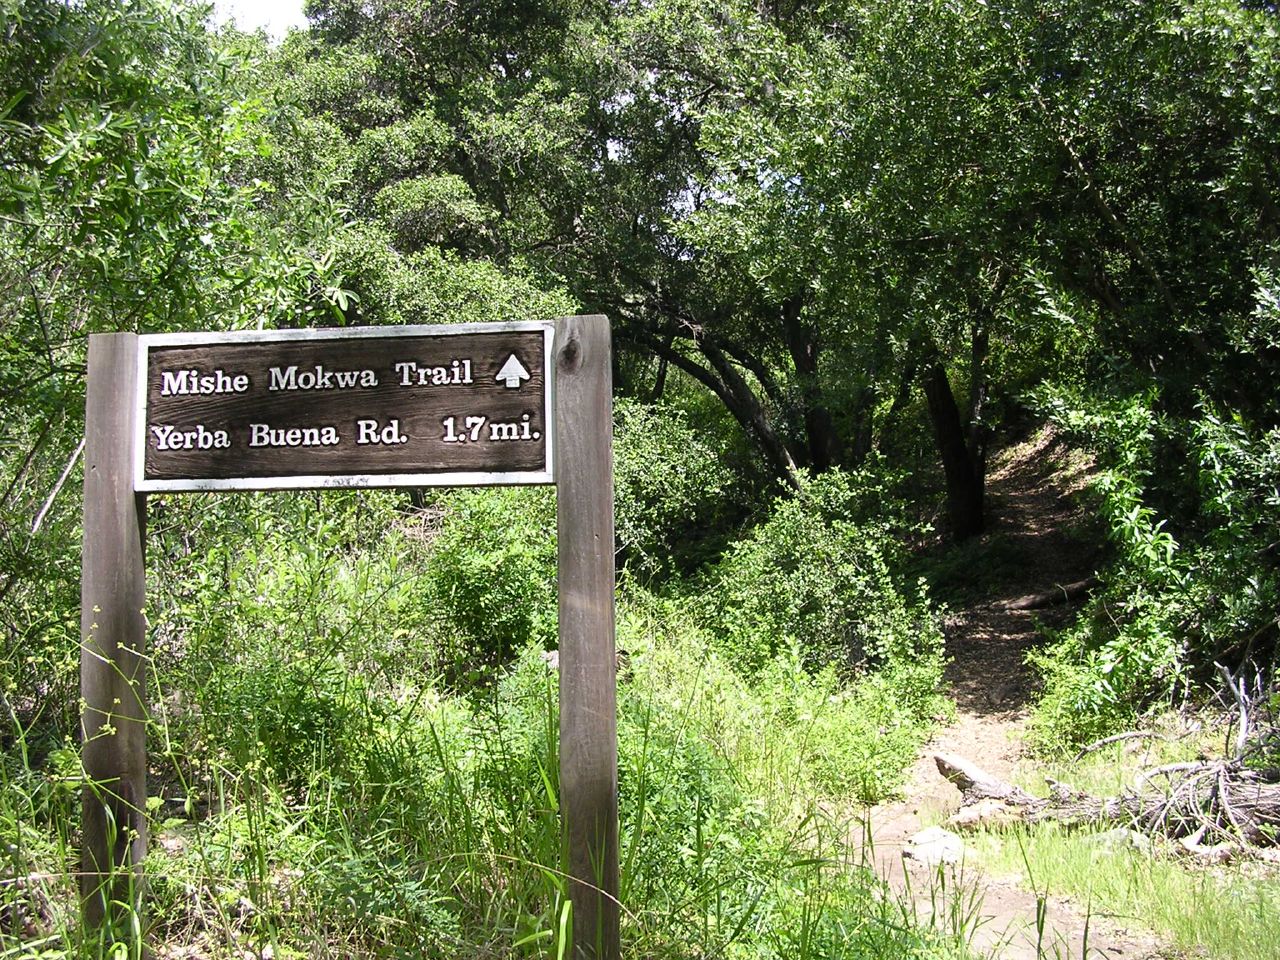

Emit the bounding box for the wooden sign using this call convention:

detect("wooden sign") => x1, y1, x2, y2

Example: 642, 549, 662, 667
136, 322, 554, 490
82, 317, 619, 960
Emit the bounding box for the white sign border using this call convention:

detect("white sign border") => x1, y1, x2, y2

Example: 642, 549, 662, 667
134, 321, 557, 492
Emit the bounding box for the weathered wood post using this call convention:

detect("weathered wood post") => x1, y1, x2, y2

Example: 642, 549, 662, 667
80, 333, 149, 934
81, 319, 619, 955
554, 315, 620, 960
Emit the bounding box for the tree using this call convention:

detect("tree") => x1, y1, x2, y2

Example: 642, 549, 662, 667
293, 0, 1280, 536
0, 0, 362, 734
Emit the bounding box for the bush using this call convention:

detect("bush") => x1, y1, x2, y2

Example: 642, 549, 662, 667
149, 491, 446, 786
423, 398, 734, 665
703, 467, 943, 676
199, 654, 372, 787
613, 399, 734, 577
1027, 382, 1280, 751
425, 487, 558, 664
134, 606, 955, 958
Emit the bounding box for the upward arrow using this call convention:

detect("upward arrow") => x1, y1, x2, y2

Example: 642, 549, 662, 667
495, 353, 531, 389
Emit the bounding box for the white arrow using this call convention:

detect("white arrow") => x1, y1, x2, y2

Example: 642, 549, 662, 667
495, 353, 531, 389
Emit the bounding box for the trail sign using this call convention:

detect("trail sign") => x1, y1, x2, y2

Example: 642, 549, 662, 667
136, 323, 554, 491
495, 353, 531, 388
81, 317, 618, 960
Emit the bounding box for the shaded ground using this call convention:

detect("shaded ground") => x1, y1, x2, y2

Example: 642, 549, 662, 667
866, 429, 1169, 959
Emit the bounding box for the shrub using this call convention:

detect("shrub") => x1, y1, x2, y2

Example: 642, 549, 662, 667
199, 654, 372, 787
424, 487, 558, 663
423, 399, 734, 663
149, 491, 446, 786
703, 467, 942, 676
613, 399, 733, 577
1027, 382, 1280, 751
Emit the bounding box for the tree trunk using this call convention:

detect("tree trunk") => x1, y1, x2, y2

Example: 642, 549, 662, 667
937, 752, 1280, 849
966, 322, 990, 499
649, 337, 672, 401
848, 382, 876, 467
923, 360, 984, 540
631, 329, 802, 491
780, 296, 839, 472
702, 341, 803, 489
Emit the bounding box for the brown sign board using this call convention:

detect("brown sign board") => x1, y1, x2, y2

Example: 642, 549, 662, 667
134, 322, 555, 491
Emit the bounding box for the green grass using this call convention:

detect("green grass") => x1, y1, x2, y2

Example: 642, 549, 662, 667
964, 726, 1280, 960
3, 589, 965, 959
970, 823, 1280, 960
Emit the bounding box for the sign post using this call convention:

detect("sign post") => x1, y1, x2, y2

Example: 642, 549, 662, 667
80, 318, 619, 959
80, 333, 149, 930
553, 316, 619, 957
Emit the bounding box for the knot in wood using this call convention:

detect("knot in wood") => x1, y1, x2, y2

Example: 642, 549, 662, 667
559, 336, 582, 371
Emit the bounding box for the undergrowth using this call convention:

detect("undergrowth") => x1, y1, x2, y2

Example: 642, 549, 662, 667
1026, 382, 1280, 752
966, 725, 1280, 960
2, 478, 956, 958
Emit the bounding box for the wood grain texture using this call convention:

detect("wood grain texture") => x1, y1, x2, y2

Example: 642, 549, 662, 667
554, 315, 620, 960
80, 333, 149, 933
143, 330, 549, 482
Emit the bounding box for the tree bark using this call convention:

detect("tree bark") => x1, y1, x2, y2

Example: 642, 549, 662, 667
780, 296, 839, 472
1000, 576, 1100, 611
937, 752, 1280, 849
923, 359, 985, 540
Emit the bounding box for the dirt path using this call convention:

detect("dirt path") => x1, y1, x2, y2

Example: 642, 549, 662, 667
867, 430, 1165, 960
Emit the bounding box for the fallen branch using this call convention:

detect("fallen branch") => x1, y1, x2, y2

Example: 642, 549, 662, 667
999, 576, 1099, 611
933, 753, 1038, 806
936, 751, 1280, 847
1072, 729, 1163, 762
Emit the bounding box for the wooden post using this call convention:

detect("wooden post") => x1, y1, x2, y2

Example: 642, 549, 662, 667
80, 333, 149, 937
554, 315, 620, 960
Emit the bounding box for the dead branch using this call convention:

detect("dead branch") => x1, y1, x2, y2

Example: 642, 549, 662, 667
1214, 661, 1250, 762
1072, 729, 1163, 762
933, 752, 1038, 806
937, 751, 1280, 848
999, 576, 1099, 611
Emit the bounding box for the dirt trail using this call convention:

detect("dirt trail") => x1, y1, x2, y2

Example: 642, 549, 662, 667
867, 430, 1165, 960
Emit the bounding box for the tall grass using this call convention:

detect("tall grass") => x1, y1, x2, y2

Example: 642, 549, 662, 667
3, 633, 963, 958
4, 490, 960, 958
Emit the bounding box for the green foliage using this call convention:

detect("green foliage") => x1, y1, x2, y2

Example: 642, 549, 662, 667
317, 221, 576, 328
147, 492, 447, 788
374, 173, 492, 250
200, 655, 370, 788
0, 0, 371, 753
2, 457, 952, 958
83, 577, 953, 958
613, 399, 734, 576
1027, 374, 1280, 749
425, 488, 559, 662
351, 110, 452, 192
7, 0, 1280, 951
420, 399, 736, 665
706, 468, 943, 676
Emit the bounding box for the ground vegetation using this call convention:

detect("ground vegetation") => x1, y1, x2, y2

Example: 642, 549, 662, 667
2, 0, 1280, 956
